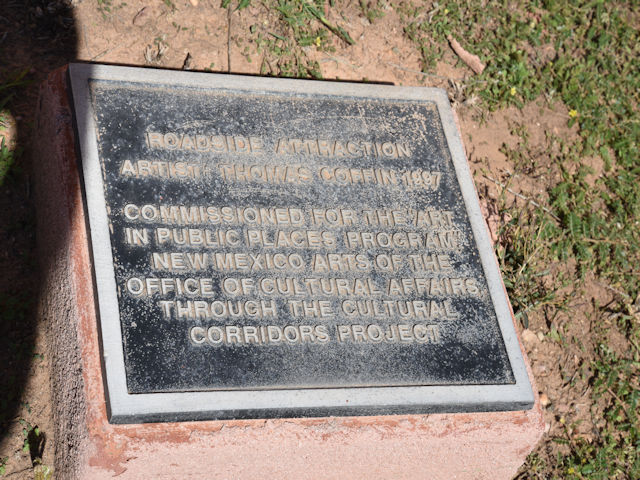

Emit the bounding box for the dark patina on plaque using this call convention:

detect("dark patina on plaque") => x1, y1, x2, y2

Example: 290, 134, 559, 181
69, 64, 534, 423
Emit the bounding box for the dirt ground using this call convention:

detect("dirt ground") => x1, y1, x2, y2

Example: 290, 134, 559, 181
0, 0, 626, 478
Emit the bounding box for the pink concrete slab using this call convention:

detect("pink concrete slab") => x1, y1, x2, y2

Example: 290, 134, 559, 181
34, 66, 544, 480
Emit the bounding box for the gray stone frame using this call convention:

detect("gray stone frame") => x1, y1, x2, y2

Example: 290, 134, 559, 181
68, 63, 534, 423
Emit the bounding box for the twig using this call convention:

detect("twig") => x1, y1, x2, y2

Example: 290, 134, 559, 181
483, 174, 561, 222
448, 35, 485, 74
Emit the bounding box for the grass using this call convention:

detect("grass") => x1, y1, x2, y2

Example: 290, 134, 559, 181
496, 207, 569, 329
560, 343, 640, 478
251, 0, 333, 79
398, 1, 639, 477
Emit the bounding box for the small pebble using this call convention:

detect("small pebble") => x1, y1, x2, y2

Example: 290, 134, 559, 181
132, 7, 152, 26
190, 0, 199, 5
521, 329, 538, 345
539, 393, 551, 408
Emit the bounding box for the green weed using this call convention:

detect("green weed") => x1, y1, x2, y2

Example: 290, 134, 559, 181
15, 420, 51, 478
162, 0, 176, 12
222, 0, 251, 9
26, 424, 45, 459
246, 0, 359, 79
33, 464, 53, 480
255, 31, 322, 78
359, 0, 385, 24
275, 0, 353, 47
496, 206, 567, 328
251, 0, 333, 79
0, 70, 28, 186
275, 0, 329, 48
556, 342, 640, 479
0, 138, 17, 187
96, 0, 127, 18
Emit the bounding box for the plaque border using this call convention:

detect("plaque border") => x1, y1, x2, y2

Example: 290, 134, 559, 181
68, 63, 534, 423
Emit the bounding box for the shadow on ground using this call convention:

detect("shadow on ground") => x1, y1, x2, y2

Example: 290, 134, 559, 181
0, 0, 77, 468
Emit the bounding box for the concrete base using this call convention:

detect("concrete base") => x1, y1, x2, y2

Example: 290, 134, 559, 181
34, 66, 544, 480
